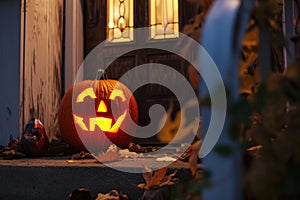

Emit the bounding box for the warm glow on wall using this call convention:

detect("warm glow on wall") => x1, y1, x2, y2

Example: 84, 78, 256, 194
149, 0, 179, 39
107, 0, 134, 43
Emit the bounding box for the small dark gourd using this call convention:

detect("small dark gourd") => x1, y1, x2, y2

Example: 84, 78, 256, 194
21, 118, 49, 156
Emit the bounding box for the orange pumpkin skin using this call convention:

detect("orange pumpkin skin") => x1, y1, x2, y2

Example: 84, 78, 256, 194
58, 79, 138, 152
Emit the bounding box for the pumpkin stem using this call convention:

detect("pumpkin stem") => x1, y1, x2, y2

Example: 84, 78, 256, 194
95, 69, 108, 80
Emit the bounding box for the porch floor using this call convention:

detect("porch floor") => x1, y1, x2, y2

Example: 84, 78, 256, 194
0, 157, 194, 199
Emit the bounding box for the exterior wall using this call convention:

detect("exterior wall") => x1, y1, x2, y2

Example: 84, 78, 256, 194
64, 0, 84, 91
0, 0, 21, 145
20, 0, 64, 140
0, 0, 80, 145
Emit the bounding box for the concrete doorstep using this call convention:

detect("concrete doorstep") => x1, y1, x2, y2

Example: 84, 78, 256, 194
0, 157, 194, 200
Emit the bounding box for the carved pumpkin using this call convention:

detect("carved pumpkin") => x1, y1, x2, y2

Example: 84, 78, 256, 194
58, 71, 138, 152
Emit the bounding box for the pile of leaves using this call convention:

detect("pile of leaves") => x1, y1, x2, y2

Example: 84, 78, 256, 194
128, 143, 158, 153
0, 137, 73, 159
0, 138, 25, 159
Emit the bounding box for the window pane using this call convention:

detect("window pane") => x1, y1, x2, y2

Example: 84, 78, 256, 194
107, 0, 134, 43
149, 0, 179, 40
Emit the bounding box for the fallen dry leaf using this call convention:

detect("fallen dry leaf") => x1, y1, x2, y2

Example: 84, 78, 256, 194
94, 145, 121, 162
118, 149, 138, 158
71, 151, 94, 160
188, 140, 202, 179
155, 156, 177, 162
96, 190, 128, 200
137, 167, 178, 190
95, 150, 121, 163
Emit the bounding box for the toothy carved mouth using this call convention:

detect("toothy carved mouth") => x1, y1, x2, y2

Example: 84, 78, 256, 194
73, 111, 127, 133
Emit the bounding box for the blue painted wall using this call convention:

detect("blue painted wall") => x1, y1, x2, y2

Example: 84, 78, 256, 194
0, 0, 21, 145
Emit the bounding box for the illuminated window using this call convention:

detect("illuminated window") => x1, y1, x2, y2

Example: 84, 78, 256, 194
149, 0, 179, 39
107, 0, 134, 43
106, 0, 179, 42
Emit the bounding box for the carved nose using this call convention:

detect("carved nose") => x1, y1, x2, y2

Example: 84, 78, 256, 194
97, 100, 107, 112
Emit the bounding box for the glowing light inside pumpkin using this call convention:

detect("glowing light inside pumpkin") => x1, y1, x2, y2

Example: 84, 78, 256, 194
98, 100, 108, 112
110, 110, 127, 132
90, 117, 113, 131
76, 88, 97, 102
73, 111, 127, 133
73, 87, 129, 133
73, 114, 89, 131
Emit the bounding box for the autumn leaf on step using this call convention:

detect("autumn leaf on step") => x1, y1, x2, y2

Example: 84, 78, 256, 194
94, 150, 121, 162
159, 170, 178, 187
137, 167, 178, 190
96, 190, 128, 200
142, 167, 154, 185
188, 140, 202, 180
94, 145, 121, 162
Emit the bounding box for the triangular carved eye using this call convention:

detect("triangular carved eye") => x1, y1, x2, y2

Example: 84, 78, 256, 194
109, 89, 126, 102
97, 100, 108, 112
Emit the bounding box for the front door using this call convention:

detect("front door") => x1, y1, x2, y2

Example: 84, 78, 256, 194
83, 0, 197, 144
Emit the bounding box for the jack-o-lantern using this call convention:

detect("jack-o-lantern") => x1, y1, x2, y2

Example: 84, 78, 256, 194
58, 70, 138, 152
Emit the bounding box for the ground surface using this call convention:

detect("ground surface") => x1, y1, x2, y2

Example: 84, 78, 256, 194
0, 156, 195, 199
